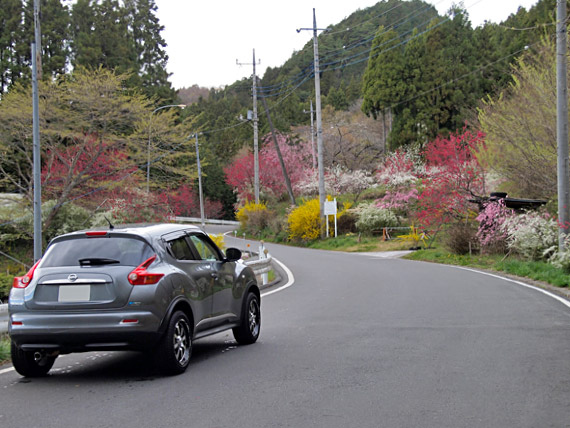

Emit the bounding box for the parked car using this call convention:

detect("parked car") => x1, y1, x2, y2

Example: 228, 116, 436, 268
9, 224, 261, 377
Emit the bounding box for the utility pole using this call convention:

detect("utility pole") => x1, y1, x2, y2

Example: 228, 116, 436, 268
237, 50, 260, 204
557, 0, 569, 250
32, 0, 42, 261
297, 9, 327, 235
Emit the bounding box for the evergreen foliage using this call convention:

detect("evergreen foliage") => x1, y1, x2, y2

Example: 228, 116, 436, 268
1, 0, 174, 102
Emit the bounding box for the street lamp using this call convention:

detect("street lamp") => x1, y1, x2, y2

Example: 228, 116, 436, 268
147, 104, 186, 193
238, 111, 260, 202
194, 132, 205, 228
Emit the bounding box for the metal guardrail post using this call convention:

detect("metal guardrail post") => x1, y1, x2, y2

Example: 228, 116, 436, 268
0, 304, 8, 334
243, 255, 272, 286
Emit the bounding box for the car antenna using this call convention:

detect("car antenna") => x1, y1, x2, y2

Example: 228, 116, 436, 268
104, 216, 115, 231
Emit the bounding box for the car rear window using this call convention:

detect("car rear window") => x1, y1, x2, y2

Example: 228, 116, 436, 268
40, 237, 155, 268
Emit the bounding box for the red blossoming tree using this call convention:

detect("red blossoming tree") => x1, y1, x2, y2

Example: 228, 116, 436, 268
415, 128, 487, 237
224, 134, 313, 203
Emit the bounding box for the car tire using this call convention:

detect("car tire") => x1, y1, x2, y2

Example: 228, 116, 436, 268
233, 292, 261, 345
156, 311, 192, 375
11, 343, 56, 377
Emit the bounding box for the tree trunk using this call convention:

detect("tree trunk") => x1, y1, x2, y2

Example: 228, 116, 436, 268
259, 94, 296, 206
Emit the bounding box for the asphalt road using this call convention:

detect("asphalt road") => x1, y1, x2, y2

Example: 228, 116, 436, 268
1, 231, 569, 428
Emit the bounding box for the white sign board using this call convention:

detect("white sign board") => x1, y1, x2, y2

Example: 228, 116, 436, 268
324, 198, 338, 238
324, 200, 337, 216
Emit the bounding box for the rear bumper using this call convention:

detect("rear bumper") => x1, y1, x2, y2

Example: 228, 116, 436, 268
9, 310, 163, 353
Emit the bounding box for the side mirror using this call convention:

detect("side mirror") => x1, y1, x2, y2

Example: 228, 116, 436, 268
225, 247, 242, 262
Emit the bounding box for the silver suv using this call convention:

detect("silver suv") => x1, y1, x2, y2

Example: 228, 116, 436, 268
9, 224, 260, 376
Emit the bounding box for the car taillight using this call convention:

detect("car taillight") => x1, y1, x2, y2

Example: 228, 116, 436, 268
13, 260, 41, 289
128, 255, 164, 285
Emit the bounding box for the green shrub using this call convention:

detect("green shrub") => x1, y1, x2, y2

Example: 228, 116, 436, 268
355, 203, 399, 235
0, 334, 10, 364
444, 221, 478, 255
337, 210, 358, 234
267, 215, 288, 242
0, 273, 13, 302
5, 200, 92, 244
236, 202, 272, 235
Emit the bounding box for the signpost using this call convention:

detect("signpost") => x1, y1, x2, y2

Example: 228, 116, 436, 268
324, 198, 338, 238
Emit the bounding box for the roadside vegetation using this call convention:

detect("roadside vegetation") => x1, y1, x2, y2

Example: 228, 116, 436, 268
240, 220, 570, 290
0, 334, 9, 365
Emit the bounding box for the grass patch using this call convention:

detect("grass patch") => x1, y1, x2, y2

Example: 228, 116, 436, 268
240, 225, 570, 290
404, 249, 503, 269
404, 249, 570, 288
0, 334, 10, 365
306, 234, 409, 252
495, 259, 570, 287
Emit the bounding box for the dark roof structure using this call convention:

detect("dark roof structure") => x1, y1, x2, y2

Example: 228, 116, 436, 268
469, 192, 547, 211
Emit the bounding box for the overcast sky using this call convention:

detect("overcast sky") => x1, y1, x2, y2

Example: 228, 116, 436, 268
154, 0, 540, 89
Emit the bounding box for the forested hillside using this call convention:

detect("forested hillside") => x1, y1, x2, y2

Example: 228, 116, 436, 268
185, 0, 559, 158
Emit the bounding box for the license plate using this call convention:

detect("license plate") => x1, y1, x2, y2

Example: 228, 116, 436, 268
58, 285, 91, 302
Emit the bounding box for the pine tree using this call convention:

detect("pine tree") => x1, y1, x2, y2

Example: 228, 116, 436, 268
70, 0, 101, 68
0, 0, 25, 92
361, 26, 406, 120
23, 0, 70, 79
124, 0, 175, 102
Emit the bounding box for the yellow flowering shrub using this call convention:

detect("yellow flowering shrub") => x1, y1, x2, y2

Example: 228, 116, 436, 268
288, 198, 321, 241
208, 234, 226, 250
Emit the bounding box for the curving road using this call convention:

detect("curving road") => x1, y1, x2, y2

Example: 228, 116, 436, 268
1, 231, 569, 428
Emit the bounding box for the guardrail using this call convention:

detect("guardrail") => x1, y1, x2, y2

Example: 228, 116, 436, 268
0, 303, 7, 334
244, 255, 272, 286
174, 217, 239, 226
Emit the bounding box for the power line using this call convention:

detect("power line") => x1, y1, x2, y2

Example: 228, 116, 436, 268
250, 0, 447, 97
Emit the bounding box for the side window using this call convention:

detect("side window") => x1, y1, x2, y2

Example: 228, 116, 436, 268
188, 235, 220, 261
168, 237, 195, 261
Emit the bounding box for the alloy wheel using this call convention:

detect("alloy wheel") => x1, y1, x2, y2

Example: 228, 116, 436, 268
173, 318, 191, 367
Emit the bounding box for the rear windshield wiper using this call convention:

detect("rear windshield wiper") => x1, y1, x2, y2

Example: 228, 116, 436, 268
78, 258, 121, 266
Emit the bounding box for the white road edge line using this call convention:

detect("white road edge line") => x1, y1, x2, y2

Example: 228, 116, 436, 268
0, 367, 14, 375
455, 266, 570, 309
261, 257, 295, 297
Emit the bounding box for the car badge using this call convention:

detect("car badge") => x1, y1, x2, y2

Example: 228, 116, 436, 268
68, 274, 78, 282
